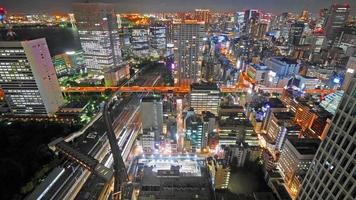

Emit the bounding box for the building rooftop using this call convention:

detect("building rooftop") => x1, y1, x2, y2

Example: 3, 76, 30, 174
191, 83, 219, 91
311, 106, 333, 118
274, 57, 298, 65
249, 63, 270, 71
141, 95, 162, 102
273, 112, 294, 120
299, 74, 318, 79
286, 136, 320, 155
220, 105, 244, 109
253, 192, 277, 200
266, 98, 286, 109
137, 156, 214, 200
271, 179, 292, 200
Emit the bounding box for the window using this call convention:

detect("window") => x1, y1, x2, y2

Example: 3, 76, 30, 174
336, 134, 344, 145
346, 80, 355, 95
339, 174, 347, 185
338, 115, 346, 128
322, 191, 328, 199
352, 105, 356, 117
350, 123, 356, 137
351, 185, 356, 198
345, 179, 353, 191
328, 180, 334, 191
341, 156, 349, 168
346, 162, 354, 174
342, 137, 350, 150
337, 191, 345, 200
344, 100, 354, 113
339, 97, 348, 110
343, 119, 352, 133
347, 143, 355, 156
332, 186, 339, 197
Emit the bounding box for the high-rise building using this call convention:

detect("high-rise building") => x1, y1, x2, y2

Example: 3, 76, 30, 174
324, 4, 350, 41
190, 83, 220, 115
265, 112, 301, 154
211, 159, 231, 190
131, 27, 150, 56
141, 129, 155, 153
244, 9, 260, 34
0, 38, 64, 116
73, 3, 121, 70
297, 75, 356, 200
261, 98, 288, 131
173, 20, 206, 86
265, 57, 300, 87
278, 136, 320, 198
289, 21, 305, 45
252, 21, 269, 39
299, 10, 310, 22
149, 26, 167, 53
343, 56, 356, 91
194, 9, 210, 24
52, 50, 85, 76
202, 111, 216, 149
185, 111, 204, 151
244, 9, 260, 23
140, 96, 163, 142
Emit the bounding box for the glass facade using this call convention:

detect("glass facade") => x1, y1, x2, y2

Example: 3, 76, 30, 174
297, 75, 356, 200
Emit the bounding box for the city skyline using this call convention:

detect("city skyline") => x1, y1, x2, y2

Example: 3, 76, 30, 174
1, 0, 356, 15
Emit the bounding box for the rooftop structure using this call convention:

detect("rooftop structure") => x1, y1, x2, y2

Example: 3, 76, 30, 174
136, 156, 214, 200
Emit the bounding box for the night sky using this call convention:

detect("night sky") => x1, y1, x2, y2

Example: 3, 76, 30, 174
1, 0, 355, 15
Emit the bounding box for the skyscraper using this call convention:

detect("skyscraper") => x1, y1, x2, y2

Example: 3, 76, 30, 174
297, 75, 356, 200
289, 21, 305, 45
73, 3, 121, 71
324, 3, 350, 41
0, 38, 64, 116
194, 9, 210, 24
173, 20, 205, 86
343, 56, 356, 91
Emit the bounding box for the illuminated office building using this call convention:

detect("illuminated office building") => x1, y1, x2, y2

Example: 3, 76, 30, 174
343, 56, 356, 91
194, 9, 210, 24
52, 50, 84, 76
131, 27, 150, 56
325, 3, 350, 41
185, 111, 204, 151
73, 3, 121, 70
0, 38, 64, 116
289, 21, 305, 45
261, 98, 288, 131
149, 26, 167, 52
297, 75, 356, 200
173, 20, 206, 86
210, 159, 230, 190
190, 83, 220, 115
265, 112, 300, 154
278, 136, 320, 197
